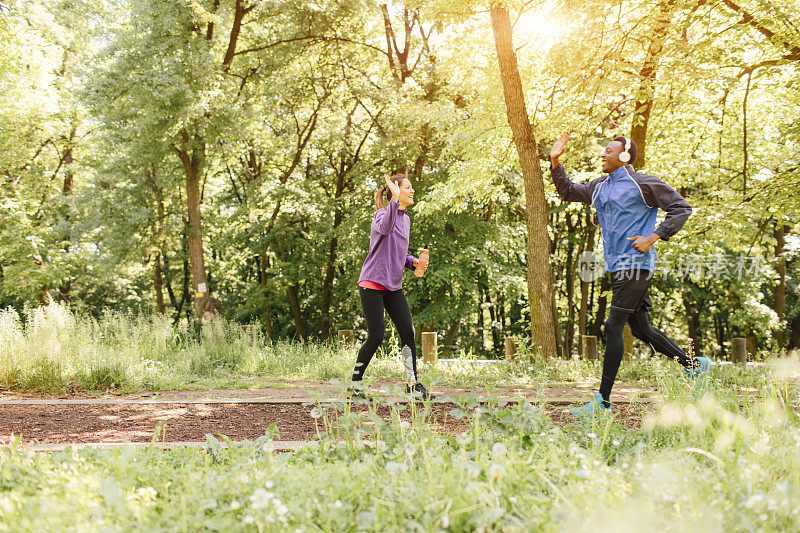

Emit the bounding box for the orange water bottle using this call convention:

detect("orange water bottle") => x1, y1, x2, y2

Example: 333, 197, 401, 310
414, 249, 429, 277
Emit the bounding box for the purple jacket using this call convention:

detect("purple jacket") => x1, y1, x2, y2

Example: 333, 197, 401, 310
358, 198, 417, 291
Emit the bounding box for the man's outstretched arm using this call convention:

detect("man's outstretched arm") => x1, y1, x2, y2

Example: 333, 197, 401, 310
550, 132, 597, 205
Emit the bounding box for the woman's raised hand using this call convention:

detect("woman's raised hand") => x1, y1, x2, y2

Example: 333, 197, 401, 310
384, 175, 400, 201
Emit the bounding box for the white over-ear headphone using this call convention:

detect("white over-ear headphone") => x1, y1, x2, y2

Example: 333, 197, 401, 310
619, 137, 631, 163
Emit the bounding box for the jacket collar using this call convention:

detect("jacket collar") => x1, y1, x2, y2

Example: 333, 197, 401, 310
608, 165, 630, 181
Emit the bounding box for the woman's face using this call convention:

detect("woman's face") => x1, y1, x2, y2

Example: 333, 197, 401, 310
398, 178, 415, 206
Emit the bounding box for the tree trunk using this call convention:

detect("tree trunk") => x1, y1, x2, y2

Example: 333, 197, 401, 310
579, 216, 597, 353
440, 318, 461, 358
682, 276, 704, 356
286, 284, 306, 341
154, 252, 166, 315
57, 126, 78, 303
623, 325, 634, 359
258, 247, 273, 339
498, 292, 506, 332
319, 170, 347, 340
162, 249, 178, 310
176, 131, 212, 319
715, 312, 728, 358
149, 169, 167, 315
490, 4, 556, 357
171, 225, 190, 325
222, 0, 246, 71
592, 275, 610, 339
772, 223, 787, 347
789, 314, 800, 351
630, 0, 676, 169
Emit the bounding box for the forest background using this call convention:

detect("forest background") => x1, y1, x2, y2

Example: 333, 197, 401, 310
1, 0, 798, 360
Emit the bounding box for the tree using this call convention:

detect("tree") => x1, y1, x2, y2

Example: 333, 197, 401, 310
489, 3, 556, 356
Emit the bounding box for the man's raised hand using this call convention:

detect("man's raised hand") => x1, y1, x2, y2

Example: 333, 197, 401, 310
550, 132, 568, 167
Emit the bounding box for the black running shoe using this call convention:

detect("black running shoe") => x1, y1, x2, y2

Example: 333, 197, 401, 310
346, 386, 368, 400
405, 382, 435, 401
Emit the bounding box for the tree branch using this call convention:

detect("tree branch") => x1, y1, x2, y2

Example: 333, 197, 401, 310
232, 35, 384, 58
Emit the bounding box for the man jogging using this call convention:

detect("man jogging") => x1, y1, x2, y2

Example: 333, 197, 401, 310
550, 132, 711, 418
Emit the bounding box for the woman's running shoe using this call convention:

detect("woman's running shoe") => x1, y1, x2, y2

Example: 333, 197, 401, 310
346, 386, 368, 401
406, 382, 435, 401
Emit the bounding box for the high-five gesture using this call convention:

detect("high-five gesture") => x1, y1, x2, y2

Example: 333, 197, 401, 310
550, 131, 568, 167
385, 174, 400, 202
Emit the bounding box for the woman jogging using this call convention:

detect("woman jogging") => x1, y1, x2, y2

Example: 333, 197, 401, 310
349, 172, 433, 400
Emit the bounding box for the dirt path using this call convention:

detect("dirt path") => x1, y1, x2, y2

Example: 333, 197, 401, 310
0, 380, 660, 403
0, 381, 660, 445
0, 399, 649, 445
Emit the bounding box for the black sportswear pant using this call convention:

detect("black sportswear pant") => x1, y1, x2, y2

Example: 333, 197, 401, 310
599, 307, 697, 406
352, 287, 418, 383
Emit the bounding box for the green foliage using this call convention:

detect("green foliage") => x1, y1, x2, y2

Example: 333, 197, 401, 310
1, 0, 799, 357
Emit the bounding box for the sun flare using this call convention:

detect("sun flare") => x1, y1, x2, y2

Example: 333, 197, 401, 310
513, 1, 563, 52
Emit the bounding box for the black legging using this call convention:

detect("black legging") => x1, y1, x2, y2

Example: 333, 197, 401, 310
599, 308, 696, 405
352, 287, 418, 383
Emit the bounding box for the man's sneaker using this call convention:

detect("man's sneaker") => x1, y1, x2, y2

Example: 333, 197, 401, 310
406, 382, 435, 401
570, 393, 612, 419
684, 356, 712, 379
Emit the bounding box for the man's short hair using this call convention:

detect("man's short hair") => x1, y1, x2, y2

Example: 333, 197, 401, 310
613, 136, 638, 165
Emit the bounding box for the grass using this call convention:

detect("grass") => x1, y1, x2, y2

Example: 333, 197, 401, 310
0, 304, 563, 393
1, 360, 799, 530
0, 303, 763, 395
2, 304, 800, 529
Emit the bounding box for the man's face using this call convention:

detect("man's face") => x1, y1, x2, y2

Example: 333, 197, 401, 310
600, 140, 626, 173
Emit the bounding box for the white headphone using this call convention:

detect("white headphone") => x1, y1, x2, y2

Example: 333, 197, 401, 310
619, 137, 631, 163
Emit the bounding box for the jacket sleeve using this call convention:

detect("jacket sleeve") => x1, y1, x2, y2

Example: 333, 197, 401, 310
405, 254, 417, 270
550, 164, 599, 205
373, 198, 400, 235
637, 174, 692, 241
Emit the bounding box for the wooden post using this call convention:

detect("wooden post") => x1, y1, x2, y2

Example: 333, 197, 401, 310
746, 334, 757, 360
337, 329, 355, 345
582, 335, 598, 361
731, 337, 747, 365
241, 325, 258, 348
504, 337, 517, 360
422, 332, 437, 364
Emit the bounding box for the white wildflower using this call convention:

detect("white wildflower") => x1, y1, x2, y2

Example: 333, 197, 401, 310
492, 442, 507, 457
250, 489, 274, 509
488, 463, 505, 481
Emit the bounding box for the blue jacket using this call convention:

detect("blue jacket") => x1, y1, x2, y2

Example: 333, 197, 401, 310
551, 164, 692, 272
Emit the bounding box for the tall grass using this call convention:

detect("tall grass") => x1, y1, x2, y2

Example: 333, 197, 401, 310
0, 304, 358, 392
0, 303, 783, 394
